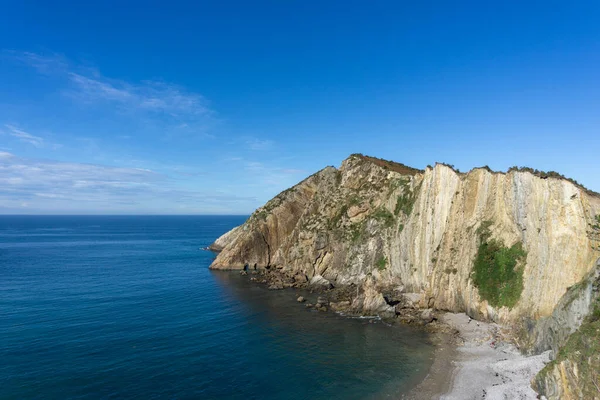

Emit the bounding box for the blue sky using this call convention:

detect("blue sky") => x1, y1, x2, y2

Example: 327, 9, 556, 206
1, 1, 599, 214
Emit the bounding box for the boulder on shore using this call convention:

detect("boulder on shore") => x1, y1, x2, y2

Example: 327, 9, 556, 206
310, 275, 334, 289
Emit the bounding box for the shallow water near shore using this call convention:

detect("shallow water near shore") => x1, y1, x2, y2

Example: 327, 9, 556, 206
1, 215, 434, 399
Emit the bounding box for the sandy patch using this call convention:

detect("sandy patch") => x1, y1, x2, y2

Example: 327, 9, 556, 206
403, 312, 551, 399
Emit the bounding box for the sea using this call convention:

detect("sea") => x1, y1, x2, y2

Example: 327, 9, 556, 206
0, 215, 434, 399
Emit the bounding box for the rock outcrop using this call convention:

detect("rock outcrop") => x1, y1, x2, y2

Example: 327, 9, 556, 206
531, 261, 600, 399
209, 154, 600, 397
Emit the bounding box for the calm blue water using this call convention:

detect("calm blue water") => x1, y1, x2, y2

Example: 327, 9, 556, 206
0, 216, 433, 399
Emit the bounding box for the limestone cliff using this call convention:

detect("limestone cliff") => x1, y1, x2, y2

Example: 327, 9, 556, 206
209, 154, 600, 397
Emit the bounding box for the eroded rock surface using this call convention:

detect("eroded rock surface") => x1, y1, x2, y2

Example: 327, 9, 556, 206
209, 154, 600, 397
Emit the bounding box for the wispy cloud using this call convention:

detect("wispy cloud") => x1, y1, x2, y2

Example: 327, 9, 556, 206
245, 138, 275, 151
2, 124, 64, 150
0, 152, 256, 214
9, 51, 214, 134
66, 73, 210, 118
3, 124, 45, 147
4, 50, 69, 75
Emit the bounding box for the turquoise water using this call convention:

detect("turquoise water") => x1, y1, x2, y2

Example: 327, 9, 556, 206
0, 215, 433, 399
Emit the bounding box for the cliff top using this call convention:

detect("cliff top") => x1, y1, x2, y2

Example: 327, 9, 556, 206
349, 154, 424, 176
352, 154, 599, 198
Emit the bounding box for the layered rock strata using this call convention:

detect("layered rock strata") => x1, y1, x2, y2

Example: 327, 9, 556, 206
209, 154, 600, 398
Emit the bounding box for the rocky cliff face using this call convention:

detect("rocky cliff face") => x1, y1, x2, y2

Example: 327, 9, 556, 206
531, 262, 600, 399
209, 154, 600, 397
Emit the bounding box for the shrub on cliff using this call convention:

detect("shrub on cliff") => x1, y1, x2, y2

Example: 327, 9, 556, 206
535, 293, 600, 398
471, 223, 527, 308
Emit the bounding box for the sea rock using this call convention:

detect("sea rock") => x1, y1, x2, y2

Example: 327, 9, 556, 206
316, 304, 328, 312
420, 309, 435, 323
316, 296, 328, 306
268, 283, 283, 290
352, 278, 395, 315
330, 300, 351, 311
297, 296, 305, 303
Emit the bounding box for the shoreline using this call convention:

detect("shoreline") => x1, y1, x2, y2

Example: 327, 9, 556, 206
225, 269, 552, 399
408, 312, 551, 400
401, 326, 458, 399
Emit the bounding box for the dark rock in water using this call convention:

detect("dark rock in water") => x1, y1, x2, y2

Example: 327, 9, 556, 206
207, 243, 223, 252
330, 300, 351, 311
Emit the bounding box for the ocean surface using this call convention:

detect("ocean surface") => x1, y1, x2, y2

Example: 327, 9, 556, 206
0, 215, 434, 399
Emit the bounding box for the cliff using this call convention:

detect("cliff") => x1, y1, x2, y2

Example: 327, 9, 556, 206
210, 154, 600, 397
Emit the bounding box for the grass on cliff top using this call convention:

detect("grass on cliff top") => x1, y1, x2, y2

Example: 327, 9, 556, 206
471, 222, 526, 309
350, 154, 423, 176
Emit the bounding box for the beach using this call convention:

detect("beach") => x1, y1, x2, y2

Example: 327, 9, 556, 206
405, 312, 551, 399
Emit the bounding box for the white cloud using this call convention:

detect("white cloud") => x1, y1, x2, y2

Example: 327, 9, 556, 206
68, 73, 133, 103
3, 125, 45, 147
0, 153, 257, 214
66, 72, 211, 118
9, 51, 214, 136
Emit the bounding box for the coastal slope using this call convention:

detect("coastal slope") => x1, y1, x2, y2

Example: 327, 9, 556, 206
210, 154, 600, 398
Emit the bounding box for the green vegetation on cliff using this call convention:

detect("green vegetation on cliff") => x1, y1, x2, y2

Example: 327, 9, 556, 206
394, 192, 416, 216
372, 207, 395, 228
536, 291, 600, 398
376, 256, 387, 271
592, 215, 600, 230
471, 222, 527, 308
